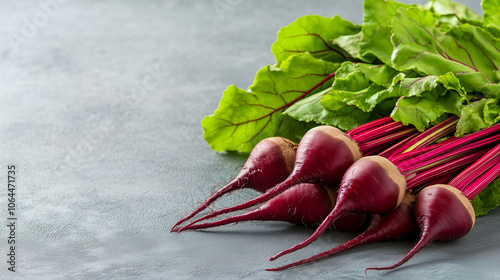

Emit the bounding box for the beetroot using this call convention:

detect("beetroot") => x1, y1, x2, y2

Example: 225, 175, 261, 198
366, 185, 475, 271
171, 137, 297, 231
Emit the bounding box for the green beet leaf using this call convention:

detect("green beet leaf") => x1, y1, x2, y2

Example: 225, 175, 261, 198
391, 73, 466, 131
272, 15, 360, 65
288, 61, 402, 130
332, 32, 365, 61
359, 0, 417, 64
456, 98, 500, 136
321, 62, 402, 113
202, 53, 339, 152
284, 62, 372, 130
472, 176, 500, 216
323, 84, 391, 112
283, 88, 376, 131
289, 61, 398, 130
391, 7, 500, 97
330, 61, 371, 92
482, 0, 500, 38
356, 63, 406, 88
424, 0, 482, 29
285, 62, 392, 130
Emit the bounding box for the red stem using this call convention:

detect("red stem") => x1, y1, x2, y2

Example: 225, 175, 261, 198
399, 134, 500, 174
345, 116, 394, 138
351, 121, 412, 143
358, 128, 417, 155
387, 116, 458, 159
411, 170, 460, 193
378, 133, 420, 158
446, 143, 500, 199
449, 143, 500, 190
394, 130, 500, 175
392, 122, 500, 168
463, 161, 500, 199
405, 150, 489, 189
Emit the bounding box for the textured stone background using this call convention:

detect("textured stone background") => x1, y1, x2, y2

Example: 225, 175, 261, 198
1, 0, 498, 279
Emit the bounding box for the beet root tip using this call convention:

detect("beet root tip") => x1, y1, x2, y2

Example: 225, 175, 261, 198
170, 226, 179, 233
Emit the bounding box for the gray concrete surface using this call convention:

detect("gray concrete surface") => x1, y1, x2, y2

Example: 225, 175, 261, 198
1, 0, 498, 279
